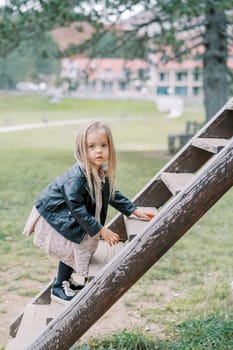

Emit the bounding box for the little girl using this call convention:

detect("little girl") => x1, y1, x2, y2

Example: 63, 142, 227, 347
23, 120, 154, 304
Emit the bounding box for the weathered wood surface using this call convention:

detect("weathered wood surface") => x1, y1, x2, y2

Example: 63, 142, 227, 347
9, 281, 52, 338
108, 100, 233, 240
9, 241, 124, 338
160, 172, 195, 195
88, 240, 125, 278
192, 137, 229, 153
26, 139, 233, 350
124, 206, 158, 240
108, 213, 128, 240
134, 179, 172, 208
7, 303, 64, 350
201, 110, 233, 139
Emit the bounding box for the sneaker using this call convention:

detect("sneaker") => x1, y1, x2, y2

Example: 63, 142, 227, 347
51, 280, 76, 305
69, 276, 87, 291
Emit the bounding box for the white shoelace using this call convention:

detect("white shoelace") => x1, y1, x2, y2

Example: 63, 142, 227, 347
62, 281, 76, 297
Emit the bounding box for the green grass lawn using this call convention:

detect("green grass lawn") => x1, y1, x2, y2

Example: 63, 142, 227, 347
0, 96, 232, 349
0, 95, 204, 150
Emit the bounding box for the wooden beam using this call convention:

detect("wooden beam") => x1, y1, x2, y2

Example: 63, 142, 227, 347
26, 140, 233, 350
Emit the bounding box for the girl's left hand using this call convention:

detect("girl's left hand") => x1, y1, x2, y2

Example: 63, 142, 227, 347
99, 227, 120, 246
132, 209, 156, 221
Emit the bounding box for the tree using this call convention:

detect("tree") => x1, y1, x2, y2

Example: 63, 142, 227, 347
0, 0, 233, 120
0, 0, 94, 57
82, 0, 233, 121
0, 32, 60, 89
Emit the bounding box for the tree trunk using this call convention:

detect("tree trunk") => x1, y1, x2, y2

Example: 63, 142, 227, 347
203, 3, 228, 121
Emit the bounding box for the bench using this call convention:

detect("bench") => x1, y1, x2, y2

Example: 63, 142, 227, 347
168, 121, 202, 154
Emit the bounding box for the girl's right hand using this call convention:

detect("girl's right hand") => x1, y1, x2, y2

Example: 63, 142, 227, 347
99, 227, 120, 246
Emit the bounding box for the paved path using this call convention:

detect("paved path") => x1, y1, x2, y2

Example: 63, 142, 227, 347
0, 120, 89, 133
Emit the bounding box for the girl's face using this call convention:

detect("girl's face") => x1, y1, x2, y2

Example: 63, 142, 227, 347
86, 130, 109, 169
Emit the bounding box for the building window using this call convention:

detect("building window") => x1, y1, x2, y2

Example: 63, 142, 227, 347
138, 68, 148, 81
156, 86, 169, 95
176, 71, 187, 81
119, 81, 127, 91
103, 69, 112, 82
193, 69, 201, 81
175, 86, 187, 96
103, 68, 112, 77
193, 86, 200, 96
87, 80, 96, 91
159, 72, 168, 81
123, 68, 131, 82
102, 80, 113, 91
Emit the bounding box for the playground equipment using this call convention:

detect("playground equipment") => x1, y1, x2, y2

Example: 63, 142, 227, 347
6, 98, 233, 350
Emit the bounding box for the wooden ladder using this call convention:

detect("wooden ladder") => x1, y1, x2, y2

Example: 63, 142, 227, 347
6, 99, 233, 350
6, 240, 125, 350
7, 222, 157, 350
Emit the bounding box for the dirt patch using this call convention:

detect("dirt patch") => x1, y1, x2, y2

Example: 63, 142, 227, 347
1, 275, 178, 349
79, 295, 142, 344
1, 287, 137, 348
0, 277, 45, 348
0, 286, 143, 348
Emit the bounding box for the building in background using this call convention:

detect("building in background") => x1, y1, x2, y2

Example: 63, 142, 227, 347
58, 53, 206, 102
60, 56, 148, 95
51, 20, 233, 102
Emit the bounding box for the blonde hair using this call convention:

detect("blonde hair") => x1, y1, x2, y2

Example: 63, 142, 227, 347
74, 120, 117, 200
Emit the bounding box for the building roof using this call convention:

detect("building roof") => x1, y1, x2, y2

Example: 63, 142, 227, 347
51, 22, 94, 52
52, 20, 233, 70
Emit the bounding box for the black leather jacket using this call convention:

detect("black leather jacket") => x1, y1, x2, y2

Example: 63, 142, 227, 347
35, 163, 136, 244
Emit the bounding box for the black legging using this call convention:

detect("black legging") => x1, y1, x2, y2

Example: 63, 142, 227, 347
55, 261, 74, 286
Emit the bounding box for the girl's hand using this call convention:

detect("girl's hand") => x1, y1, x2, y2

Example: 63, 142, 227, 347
99, 227, 120, 246
132, 209, 156, 221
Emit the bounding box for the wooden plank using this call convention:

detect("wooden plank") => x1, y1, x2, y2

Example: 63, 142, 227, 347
111, 100, 233, 220
192, 137, 229, 153
124, 206, 158, 241
108, 212, 127, 241
88, 240, 125, 278
6, 303, 64, 350
166, 104, 233, 173
9, 281, 52, 337
108, 181, 172, 239
111, 100, 233, 230
201, 110, 233, 139
134, 179, 172, 208
9, 241, 125, 338
25, 138, 233, 350
160, 172, 195, 195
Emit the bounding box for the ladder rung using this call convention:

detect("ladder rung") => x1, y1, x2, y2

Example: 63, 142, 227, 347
9, 241, 124, 345
192, 137, 229, 153
88, 240, 125, 278
6, 303, 64, 350
161, 172, 195, 195
124, 206, 157, 241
